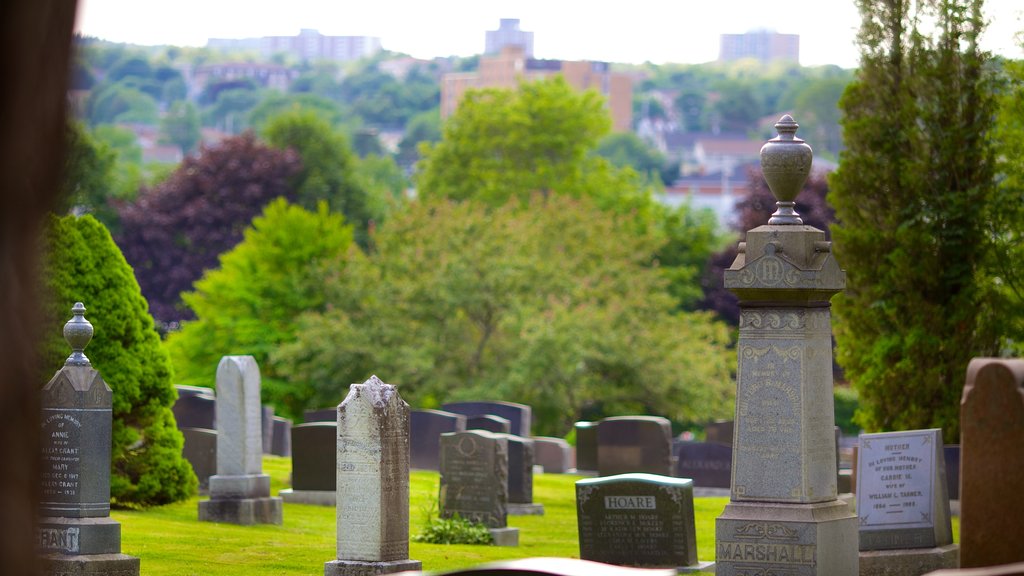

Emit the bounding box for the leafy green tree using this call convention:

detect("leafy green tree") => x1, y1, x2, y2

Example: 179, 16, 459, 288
247, 92, 352, 133
262, 109, 374, 245
202, 87, 262, 133
354, 153, 409, 223
397, 109, 441, 168
829, 0, 1005, 442
87, 82, 159, 125
41, 214, 197, 506
274, 196, 734, 434
58, 121, 117, 223
166, 199, 353, 419
595, 132, 669, 184
159, 101, 201, 155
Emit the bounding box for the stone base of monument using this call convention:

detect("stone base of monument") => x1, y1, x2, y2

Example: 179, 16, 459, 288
677, 561, 717, 573
507, 502, 545, 516
280, 488, 336, 506
198, 496, 283, 525
40, 552, 140, 576
859, 543, 959, 576
39, 516, 123, 555
489, 527, 520, 547
715, 499, 859, 576
323, 558, 422, 576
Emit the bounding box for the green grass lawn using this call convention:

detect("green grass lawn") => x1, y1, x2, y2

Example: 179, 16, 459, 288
112, 455, 957, 575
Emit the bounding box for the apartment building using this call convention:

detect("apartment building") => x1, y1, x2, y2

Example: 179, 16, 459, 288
719, 29, 799, 64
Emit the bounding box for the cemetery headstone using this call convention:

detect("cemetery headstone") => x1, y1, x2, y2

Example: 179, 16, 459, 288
426, 557, 678, 576
960, 358, 1024, 568
409, 409, 466, 470
576, 473, 713, 572
534, 436, 573, 474
857, 429, 957, 575
597, 416, 673, 477
270, 416, 291, 457
325, 375, 420, 576
260, 404, 274, 454
498, 434, 543, 516
37, 303, 140, 575
305, 407, 338, 423
439, 430, 519, 546
198, 356, 283, 525
704, 420, 734, 445
715, 116, 857, 576
467, 414, 512, 434
172, 386, 215, 430
441, 401, 532, 438
673, 441, 732, 489
181, 427, 217, 492
574, 421, 599, 472
280, 422, 336, 506
943, 445, 959, 501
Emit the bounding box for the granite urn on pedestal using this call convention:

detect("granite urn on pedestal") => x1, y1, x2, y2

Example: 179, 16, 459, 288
714, 116, 858, 576
37, 303, 140, 576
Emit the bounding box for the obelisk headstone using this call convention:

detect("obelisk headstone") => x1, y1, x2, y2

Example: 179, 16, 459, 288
198, 356, 282, 524
960, 358, 1024, 568
38, 303, 140, 575
714, 116, 858, 576
325, 375, 420, 576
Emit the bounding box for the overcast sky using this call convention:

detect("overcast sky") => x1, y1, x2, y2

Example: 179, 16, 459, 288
76, 0, 1024, 69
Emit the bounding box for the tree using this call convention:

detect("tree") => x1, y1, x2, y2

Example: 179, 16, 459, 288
274, 196, 735, 435
829, 0, 1005, 442
58, 121, 117, 224
166, 199, 353, 419
262, 109, 374, 246
115, 133, 302, 326
41, 214, 197, 506
159, 101, 201, 155
86, 82, 159, 126
595, 132, 669, 184
396, 109, 441, 169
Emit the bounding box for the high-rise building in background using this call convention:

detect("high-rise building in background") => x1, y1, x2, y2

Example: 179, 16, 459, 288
207, 29, 381, 63
441, 46, 632, 132
485, 18, 534, 57
719, 29, 799, 64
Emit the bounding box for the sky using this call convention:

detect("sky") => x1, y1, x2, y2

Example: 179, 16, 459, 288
76, 0, 1024, 69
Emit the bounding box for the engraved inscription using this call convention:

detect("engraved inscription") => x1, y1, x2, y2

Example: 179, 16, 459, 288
41, 412, 82, 500
717, 542, 815, 564
605, 495, 656, 510
39, 527, 80, 553
858, 431, 935, 530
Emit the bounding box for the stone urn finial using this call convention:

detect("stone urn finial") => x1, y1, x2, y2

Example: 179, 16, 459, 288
63, 302, 93, 366
760, 114, 813, 225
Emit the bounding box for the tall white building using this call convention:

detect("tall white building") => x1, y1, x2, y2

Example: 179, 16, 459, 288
485, 19, 534, 57
208, 29, 381, 63
719, 29, 799, 64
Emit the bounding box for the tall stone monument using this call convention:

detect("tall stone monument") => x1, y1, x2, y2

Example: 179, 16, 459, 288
198, 356, 282, 525
715, 116, 858, 576
325, 375, 420, 576
38, 303, 140, 575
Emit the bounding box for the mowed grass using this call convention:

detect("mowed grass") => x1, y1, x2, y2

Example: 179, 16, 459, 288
113, 456, 958, 575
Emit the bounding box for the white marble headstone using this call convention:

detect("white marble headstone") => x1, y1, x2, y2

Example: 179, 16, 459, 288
215, 356, 263, 476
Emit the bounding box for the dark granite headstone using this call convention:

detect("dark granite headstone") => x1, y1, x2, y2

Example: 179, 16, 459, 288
704, 420, 734, 445
673, 441, 732, 488
260, 405, 274, 454
410, 409, 466, 470
175, 384, 214, 398
576, 473, 709, 570
181, 427, 217, 491
534, 437, 573, 473
597, 416, 673, 477
271, 416, 291, 457
291, 422, 337, 491
574, 421, 599, 472
467, 414, 512, 434
943, 445, 959, 501
439, 430, 508, 528
442, 401, 532, 437
172, 389, 216, 430
304, 407, 338, 423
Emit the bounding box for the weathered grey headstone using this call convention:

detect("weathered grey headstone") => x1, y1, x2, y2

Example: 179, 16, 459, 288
305, 407, 339, 423
597, 416, 673, 477
574, 421, 599, 472
960, 358, 1024, 568
271, 416, 291, 457
857, 429, 957, 576
38, 303, 140, 575
198, 356, 282, 525
181, 427, 217, 492
673, 441, 732, 489
325, 375, 420, 576
260, 404, 274, 454
172, 386, 216, 430
439, 430, 519, 545
715, 117, 857, 576
467, 414, 512, 434
534, 436, 573, 474
442, 401, 532, 437
280, 422, 336, 506
576, 473, 713, 572
704, 420, 734, 445
409, 409, 466, 471
498, 434, 543, 516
